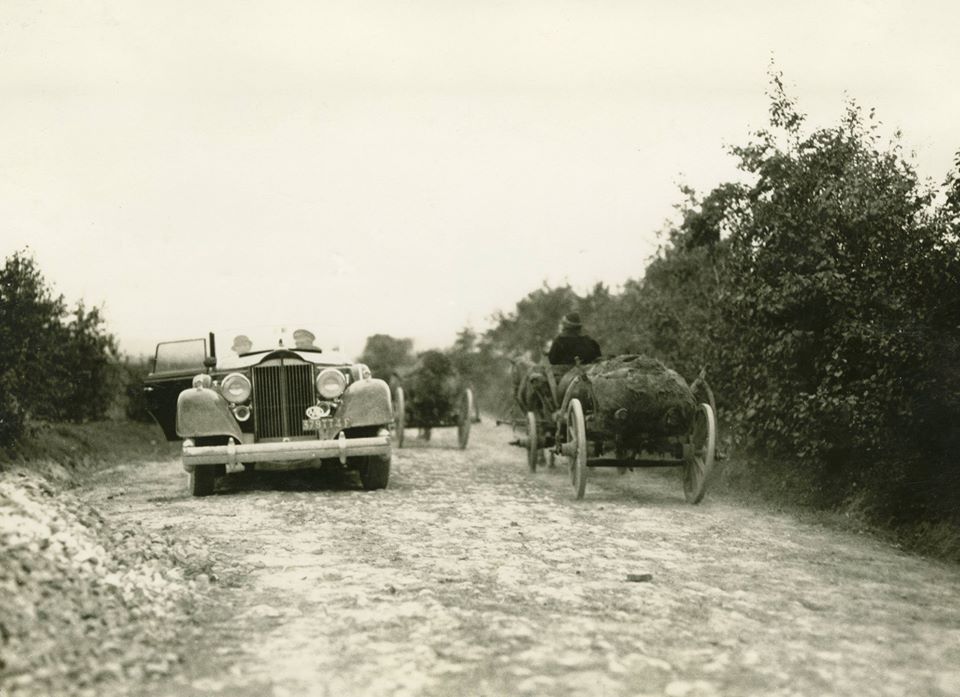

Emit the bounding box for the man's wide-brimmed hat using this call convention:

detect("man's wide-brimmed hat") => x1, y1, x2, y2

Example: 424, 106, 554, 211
293, 328, 316, 347
561, 312, 583, 330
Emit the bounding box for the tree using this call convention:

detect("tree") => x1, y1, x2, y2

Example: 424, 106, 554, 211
0, 250, 121, 444
484, 283, 578, 359
53, 301, 121, 421
358, 334, 415, 380
713, 74, 960, 518
0, 250, 66, 442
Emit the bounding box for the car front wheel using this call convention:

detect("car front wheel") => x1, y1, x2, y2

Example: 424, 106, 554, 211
189, 465, 217, 497
358, 455, 391, 490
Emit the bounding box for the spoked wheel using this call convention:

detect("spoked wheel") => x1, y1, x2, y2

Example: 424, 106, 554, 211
683, 403, 717, 504
690, 375, 717, 424
526, 411, 539, 472
457, 388, 474, 449
473, 389, 482, 423
566, 398, 588, 500
394, 387, 405, 448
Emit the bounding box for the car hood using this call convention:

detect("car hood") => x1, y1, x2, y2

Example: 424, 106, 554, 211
217, 349, 352, 371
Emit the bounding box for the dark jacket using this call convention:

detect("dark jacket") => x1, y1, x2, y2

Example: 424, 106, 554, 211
548, 333, 601, 365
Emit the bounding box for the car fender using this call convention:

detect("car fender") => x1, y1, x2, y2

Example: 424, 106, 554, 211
339, 378, 392, 427
176, 387, 243, 441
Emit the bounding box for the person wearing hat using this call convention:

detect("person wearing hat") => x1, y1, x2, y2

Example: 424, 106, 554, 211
293, 328, 317, 350
548, 312, 601, 365
231, 334, 253, 355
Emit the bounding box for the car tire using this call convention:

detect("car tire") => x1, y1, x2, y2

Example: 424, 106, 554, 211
394, 386, 406, 448
359, 455, 391, 490
190, 465, 217, 497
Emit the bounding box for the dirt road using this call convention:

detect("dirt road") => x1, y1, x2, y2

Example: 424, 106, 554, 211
82, 421, 960, 697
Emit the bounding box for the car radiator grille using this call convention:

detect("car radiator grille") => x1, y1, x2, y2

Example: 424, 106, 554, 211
252, 363, 315, 439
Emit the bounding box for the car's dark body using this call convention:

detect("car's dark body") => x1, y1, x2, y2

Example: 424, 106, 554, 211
144, 329, 394, 496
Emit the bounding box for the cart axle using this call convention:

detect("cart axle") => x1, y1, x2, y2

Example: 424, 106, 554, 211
586, 458, 682, 469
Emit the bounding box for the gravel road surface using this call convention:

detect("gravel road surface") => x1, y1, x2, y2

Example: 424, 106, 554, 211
81, 420, 960, 697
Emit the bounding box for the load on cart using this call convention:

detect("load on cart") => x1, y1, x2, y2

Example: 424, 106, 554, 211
509, 352, 717, 502
391, 351, 474, 449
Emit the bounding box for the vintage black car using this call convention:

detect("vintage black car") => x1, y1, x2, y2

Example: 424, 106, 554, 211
144, 327, 394, 496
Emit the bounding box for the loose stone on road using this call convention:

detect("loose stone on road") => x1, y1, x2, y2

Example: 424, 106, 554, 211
85, 421, 960, 697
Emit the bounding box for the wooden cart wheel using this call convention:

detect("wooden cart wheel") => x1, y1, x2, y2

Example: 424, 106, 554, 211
457, 388, 473, 450
690, 375, 717, 423
394, 387, 405, 448
566, 398, 588, 500
526, 411, 539, 472
473, 388, 482, 423
683, 403, 716, 504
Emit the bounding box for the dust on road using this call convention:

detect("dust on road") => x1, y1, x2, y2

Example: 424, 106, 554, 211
83, 421, 960, 697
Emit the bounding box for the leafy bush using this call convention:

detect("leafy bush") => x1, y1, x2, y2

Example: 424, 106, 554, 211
478, 75, 960, 534
703, 80, 960, 521
0, 251, 63, 442
0, 251, 121, 445
358, 334, 415, 381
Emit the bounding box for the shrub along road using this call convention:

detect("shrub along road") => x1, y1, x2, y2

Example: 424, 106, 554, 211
80, 420, 960, 697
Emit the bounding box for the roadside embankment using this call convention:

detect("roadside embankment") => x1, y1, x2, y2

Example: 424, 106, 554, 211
0, 420, 178, 485
0, 421, 220, 697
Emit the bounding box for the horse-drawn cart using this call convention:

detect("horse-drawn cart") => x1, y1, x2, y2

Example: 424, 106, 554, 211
509, 355, 716, 502
391, 351, 474, 449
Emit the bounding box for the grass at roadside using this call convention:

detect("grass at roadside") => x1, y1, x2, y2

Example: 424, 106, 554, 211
0, 420, 179, 486
706, 455, 960, 565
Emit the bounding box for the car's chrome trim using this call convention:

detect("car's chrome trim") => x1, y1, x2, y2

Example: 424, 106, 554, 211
252, 361, 315, 439
180, 435, 390, 470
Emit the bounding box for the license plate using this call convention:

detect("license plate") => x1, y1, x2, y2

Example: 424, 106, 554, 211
302, 417, 346, 432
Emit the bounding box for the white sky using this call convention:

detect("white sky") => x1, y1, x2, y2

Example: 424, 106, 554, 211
2, 0, 958, 358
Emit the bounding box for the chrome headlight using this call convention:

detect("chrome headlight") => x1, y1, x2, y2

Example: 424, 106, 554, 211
221, 373, 252, 403
192, 374, 212, 390
316, 368, 347, 399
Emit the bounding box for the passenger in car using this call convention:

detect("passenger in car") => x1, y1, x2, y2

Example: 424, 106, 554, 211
293, 329, 317, 350
231, 334, 253, 355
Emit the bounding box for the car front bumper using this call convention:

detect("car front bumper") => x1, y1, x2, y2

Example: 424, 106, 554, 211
181, 433, 391, 471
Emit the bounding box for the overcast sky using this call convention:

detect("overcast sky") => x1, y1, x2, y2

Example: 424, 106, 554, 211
2, 1, 958, 358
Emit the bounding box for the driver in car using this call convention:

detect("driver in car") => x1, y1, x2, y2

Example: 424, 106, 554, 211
231, 334, 253, 355
293, 329, 317, 350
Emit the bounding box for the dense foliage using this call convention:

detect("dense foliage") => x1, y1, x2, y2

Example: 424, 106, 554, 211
0, 251, 121, 444
477, 78, 960, 532
712, 86, 960, 522
357, 334, 416, 381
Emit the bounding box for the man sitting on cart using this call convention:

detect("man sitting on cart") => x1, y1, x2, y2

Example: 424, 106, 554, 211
513, 312, 602, 415
548, 311, 602, 399
548, 312, 601, 366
